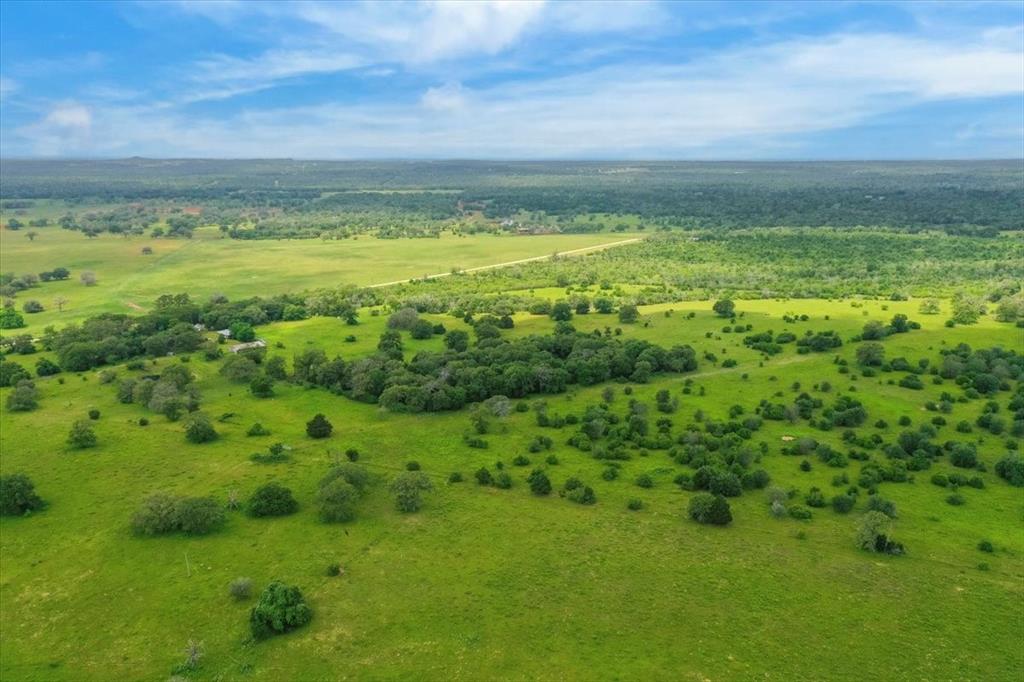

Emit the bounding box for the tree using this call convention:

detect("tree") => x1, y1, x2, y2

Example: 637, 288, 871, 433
249, 375, 274, 398
22, 300, 43, 313
174, 497, 227, 535
390, 472, 433, 512
317, 479, 360, 522
306, 413, 333, 439
220, 355, 260, 382
550, 301, 573, 322
35, 358, 61, 377
618, 303, 639, 323
248, 483, 298, 517
387, 307, 420, 330
25, 230, 38, 241
444, 330, 469, 352
410, 319, 435, 339
950, 292, 985, 325
594, 297, 614, 314
856, 342, 885, 366
54, 296, 68, 312
856, 511, 892, 551
527, 469, 552, 496
0, 308, 25, 329
918, 299, 941, 315
80, 271, 97, 287
712, 299, 735, 317
6, 381, 39, 412
0, 473, 44, 516
995, 455, 1024, 486
688, 493, 732, 525
67, 419, 97, 449
249, 581, 313, 639
229, 321, 256, 342
184, 413, 217, 443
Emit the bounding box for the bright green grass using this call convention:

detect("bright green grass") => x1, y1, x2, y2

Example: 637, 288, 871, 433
0, 226, 633, 335
1, 299, 1022, 681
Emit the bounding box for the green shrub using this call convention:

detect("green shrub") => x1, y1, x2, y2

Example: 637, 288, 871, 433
688, 493, 732, 525
230, 577, 253, 601
635, 473, 654, 489
305, 413, 333, 439
978, 539, 994, 553
390, 472, 432, 512
995, 454, 1024, 486
67, 419, 97, 449
527, 469, 552, 496
249, 582, 312, 640
627, 498, 644, 511
787, 505, 812, 520
184, 413, 217, 444
248, 483, 298, 517
0, 473, 44, 516
831, 494, 856, 514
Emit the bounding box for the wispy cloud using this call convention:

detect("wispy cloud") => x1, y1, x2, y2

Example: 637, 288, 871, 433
11, 28, 1019, 158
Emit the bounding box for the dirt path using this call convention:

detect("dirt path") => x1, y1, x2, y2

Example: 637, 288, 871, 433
366, 237, 642, 289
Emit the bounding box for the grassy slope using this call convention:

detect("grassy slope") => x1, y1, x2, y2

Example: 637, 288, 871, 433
1, 298, 1022, 681
0, 226, 630, 334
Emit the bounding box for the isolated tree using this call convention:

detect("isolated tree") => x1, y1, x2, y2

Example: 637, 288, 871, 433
317, 479, 360, 523
712, 299, 735, 317
390, 471, 433, 512
250, 581, 313, 639
0, 473, 44, 516
6, 381, 39, 412
22, 300, 43, 314
249, 375, 274, 398
80, 271, 97, 287
306, 413, 333, 439
688, 493, 732, 525
444, 329, 469, 352
918, 299, 941, 315
248, 482, 298, 517
25, 230, 38, 242
54, 296, 68, 312
184, 413, 217, 443
527, 469, 552, 496
857, 511, 893, 551
550, 301, 573, 322
856, 342, 885, 366
67, 419, 97, 449
618, 303, 639, 323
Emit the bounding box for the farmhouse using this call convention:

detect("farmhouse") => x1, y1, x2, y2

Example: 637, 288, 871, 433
230, 339, 267, 354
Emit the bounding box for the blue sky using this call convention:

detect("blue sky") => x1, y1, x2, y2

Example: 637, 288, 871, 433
1, 0, 1022, 159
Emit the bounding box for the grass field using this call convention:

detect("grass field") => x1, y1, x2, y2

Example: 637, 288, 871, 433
1, 297, 1021, 681
0, 226, 635, 334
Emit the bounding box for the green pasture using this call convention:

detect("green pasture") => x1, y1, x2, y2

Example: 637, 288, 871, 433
0, 226, 632, 334
1, 297, 1022, 681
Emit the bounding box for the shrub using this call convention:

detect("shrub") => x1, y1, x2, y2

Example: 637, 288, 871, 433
35, 358, 61, 377
787, 505, 812, 520
512, 455, 530, 467
6, 381, 39, 412
326, 563, 341, 577
866, 496, 897, 518
249, 375, 274, 398
230, 578, 253, 601
448, 472, 463, 484
249, 582, 312, 640
317, 479, 360, 523
688, 493, 732, 525
405, 461, 421, 471
627, 498, 644, 511
930, 473, 949, 487
475, 468, 493, 485
247, 423, 270, 437
184, 413, 217, 444
88, 408, 100, 420
0, 473, 44, 516
494, 472, 513, 489
527, 469, 552, 496
131, 494, 181, 535
390, 472, 433, 512
567, 485, 597, 505
635, 473, 654, 489
248, 483, 298, 517
174, 497, 227, 535
67, 419, 97, 449
995, 454, 1024, 486
946, 493, 965, 506
831, 494, 856, 514
978, 539, 994, 553
306, 413, 333, 439
805, 488, 827, 508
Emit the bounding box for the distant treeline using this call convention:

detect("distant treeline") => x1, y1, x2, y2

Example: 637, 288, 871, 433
2, 159, 1021, 232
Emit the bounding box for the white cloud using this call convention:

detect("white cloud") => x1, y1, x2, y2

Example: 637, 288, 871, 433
7, 27, 1023, 158
420, 82, 468, 112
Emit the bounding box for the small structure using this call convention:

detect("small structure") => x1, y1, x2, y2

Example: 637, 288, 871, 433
192, 323, 206, 332
230, 339, 267, 354
216, 328, 232, 338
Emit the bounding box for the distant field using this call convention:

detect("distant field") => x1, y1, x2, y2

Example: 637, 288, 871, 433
0, 226, 635, 333
1, 297, 1021, 681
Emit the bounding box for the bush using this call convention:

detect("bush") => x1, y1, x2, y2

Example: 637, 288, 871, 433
326, 563, 341, 577
787, 505, 812, 520
88, 408, 100, 420
35, 358, 61, 377
184, 413, 217, 444
248, 483, 298, 517
249, 582, 312, 640
230, 578, 253, 600
627, 498, 644, 511
67, 419, 97, 449
174, 497, 227, 535
866, 496, 897, 518
390, 472, 433, 512
0, 473, 44, 516
494, 472, 513, 489
247, 423, 270, 437
448, 472, 463, 484
527, 469, 552, 496
317, 479, 360, 523
249, 375, 274, 398
512, 455, 530, 467
405, 461, 421, 471
831, 494, 856, 514
474, 468, 493, 485
995, 454, 1024, 486
6, 381, 39, 412
946, 493, 965, 506
635, 473, 654, 489
688, 493, 732, 525
306, 413, 333, 439
567, 485, 597, 505
977, 539, 994, 553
